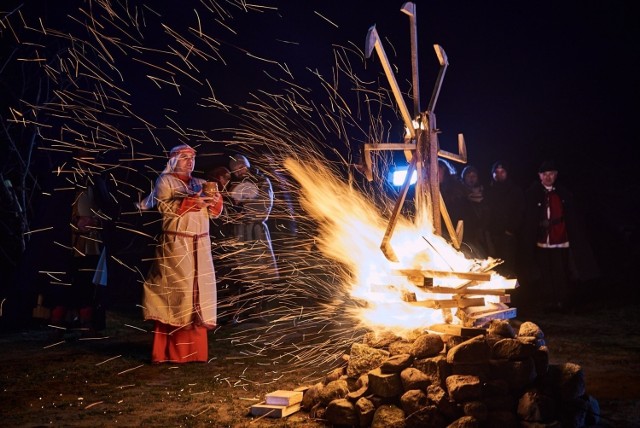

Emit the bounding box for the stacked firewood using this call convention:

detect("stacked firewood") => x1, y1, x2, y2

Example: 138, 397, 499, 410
299, 320, 600, 427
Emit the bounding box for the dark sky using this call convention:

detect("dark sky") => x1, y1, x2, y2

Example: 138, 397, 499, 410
1, 1, 637, 227
2, 1, 636, 182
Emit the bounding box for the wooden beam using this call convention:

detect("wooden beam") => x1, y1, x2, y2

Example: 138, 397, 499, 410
394, 269, 492, 282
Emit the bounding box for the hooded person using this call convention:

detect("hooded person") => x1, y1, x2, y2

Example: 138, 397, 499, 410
141, 144, 223, 363
227, 154, 279, 322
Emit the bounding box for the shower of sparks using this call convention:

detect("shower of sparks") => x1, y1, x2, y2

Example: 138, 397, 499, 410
0, 0, 506, 414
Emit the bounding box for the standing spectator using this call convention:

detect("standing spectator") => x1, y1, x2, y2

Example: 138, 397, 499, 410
485, 160, 524, 276
460, 165, 491, 258
206, 166, 242, 323
50, 176, 103, 338
438, 158, 467, 227
139, 144, 223, 363
520, 160, 599, 312
228, 155, 279, 321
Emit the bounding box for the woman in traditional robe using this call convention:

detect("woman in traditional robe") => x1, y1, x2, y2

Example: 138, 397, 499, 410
140, 144, 223, 363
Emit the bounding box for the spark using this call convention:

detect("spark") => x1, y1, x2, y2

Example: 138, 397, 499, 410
2, 2, 507, 415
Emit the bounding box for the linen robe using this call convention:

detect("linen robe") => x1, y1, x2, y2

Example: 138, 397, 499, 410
142, 173, 221, 328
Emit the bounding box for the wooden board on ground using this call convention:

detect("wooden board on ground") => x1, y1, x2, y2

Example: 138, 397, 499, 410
250, 402, 301, 418
265, 390, 303, 406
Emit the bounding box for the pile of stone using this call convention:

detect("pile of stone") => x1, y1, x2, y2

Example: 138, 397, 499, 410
300, 320, 600, 427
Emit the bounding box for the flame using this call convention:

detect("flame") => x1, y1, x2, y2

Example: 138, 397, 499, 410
286, 157, 513, 335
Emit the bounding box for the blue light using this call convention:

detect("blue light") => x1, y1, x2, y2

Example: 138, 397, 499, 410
390, 168, 417, 186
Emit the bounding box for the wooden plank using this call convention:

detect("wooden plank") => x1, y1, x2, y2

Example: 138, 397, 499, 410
408, 296, 485, 309
250, 402, 301, 418
464, 308, 518, 327
265, 390, 303, 406
421, 286, 507, 296
394, 269, 491, 282
428, 323, 486, 337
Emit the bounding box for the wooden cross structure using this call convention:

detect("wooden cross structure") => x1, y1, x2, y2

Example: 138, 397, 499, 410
362, 2, 468, 262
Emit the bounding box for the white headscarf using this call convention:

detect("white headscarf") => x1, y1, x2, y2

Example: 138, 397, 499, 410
137, 145, 196, 210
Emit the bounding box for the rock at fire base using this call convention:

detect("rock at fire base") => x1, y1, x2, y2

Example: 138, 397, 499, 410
410, 333, 444, 358
325, 398, 357, 426
346, 342, 390, 378
447, 415, 480, 427
447, 335, 491, 364
413, 355, 451, 389
380, 353, 414, 373
492, 338, 536, 360
355, 397, 376, 428
346, 373, 369, 401
371, 404, 405, 428
368, 367, 403, 398
446, 374, 483, 402
487, 319, 516, 338
400, 367, 431, 391
363, 330, 401, 348
301, 382, 323, 410
517, 390, 556, 423
318, 379, 349, 406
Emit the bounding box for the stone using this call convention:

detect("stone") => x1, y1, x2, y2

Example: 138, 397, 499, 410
447, 415, 480, 427
380, 353, 413, 373
368, 367, 403, 398
492, 338, 536, 360
487, 319, 516, 338
301, 382, 323, 410
463, 400, 488, 422
517, 390, 556, 423
517, 321, 544, 340
346, 342, 390, 378
410, 333, 444, 358
446, 374, 483, 402
318, 379, 349, 406
413, 355, 451, 389
355, 397, 375, 428
447, 335, 491, 364
371, 404, 405, 428
400, 367, 431, 391
325, 398, 357, 426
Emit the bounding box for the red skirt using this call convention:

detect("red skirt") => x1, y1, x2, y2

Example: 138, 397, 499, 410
151, 321, 208, 363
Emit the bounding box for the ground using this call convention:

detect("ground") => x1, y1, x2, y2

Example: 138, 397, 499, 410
1, 300, 639, 427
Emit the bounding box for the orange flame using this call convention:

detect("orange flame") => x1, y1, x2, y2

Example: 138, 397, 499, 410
286, 157, 512, 335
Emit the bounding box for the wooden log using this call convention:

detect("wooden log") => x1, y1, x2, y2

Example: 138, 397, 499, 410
394, 269, 492, 282
408, 296, 485, 309
428, 323, 486, 337
421, 286, 508, 296
460, 307, 518, 327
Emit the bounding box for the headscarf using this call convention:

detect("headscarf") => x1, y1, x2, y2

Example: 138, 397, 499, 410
137, 144, 196, 210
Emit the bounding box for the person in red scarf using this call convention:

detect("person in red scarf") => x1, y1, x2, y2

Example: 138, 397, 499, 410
139, 144, 223, 363
519, 160, 599, 312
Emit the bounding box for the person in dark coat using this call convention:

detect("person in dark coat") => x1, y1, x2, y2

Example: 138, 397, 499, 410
460, 165, 491, 258
485, 161, 524, 277
519, 160, 599, 311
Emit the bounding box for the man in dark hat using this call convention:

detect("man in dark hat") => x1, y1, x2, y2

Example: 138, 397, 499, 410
519, 160, 599, 312
485, 160, 524, 277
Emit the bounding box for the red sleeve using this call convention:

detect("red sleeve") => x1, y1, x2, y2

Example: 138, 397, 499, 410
177, 197, 200, 216
208, 195, 223, 218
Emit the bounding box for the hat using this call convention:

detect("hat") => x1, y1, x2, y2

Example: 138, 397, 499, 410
229, 155, 250, 173
538, 160, 558, 173
169, 144, 196, 158
491, 160, 508, 173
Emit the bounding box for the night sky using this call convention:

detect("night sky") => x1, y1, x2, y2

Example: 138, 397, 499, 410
1, 1, 638, 301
